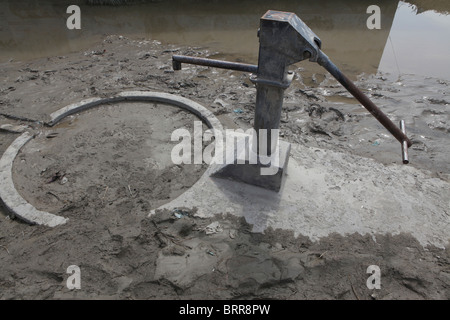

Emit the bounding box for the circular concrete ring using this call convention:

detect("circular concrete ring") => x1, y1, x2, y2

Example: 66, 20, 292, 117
0, 132, 69, 227
0, 91, 223, 227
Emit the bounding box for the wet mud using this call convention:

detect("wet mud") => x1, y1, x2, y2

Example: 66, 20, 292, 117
0, 35, 448, 299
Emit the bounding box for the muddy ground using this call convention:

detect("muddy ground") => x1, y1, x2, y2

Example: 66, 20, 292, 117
0, 35, 448, 299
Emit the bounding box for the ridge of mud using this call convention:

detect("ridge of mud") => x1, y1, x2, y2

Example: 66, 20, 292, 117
0, 209, 448, 299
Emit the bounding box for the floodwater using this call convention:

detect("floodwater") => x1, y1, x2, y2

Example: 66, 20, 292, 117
1, 0, 450, 80
378, 1, 450, 80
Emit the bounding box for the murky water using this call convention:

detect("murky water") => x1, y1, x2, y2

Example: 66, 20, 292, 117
378, 1, 450, 80
1, 0, 449, 80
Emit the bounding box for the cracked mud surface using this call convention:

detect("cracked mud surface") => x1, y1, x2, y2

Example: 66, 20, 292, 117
0, 210, 448, 299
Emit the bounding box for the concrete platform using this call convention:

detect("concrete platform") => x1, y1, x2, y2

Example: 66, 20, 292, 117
210, 132, 291, 191
151, 142, 450, 249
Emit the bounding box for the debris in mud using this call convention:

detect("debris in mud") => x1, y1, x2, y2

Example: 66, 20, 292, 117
304, 104, 346, 137
427, 98, 448, 105
172, 208, 190, 219
0, 124, 29, 134
297, 89, 321, 101
84, 49, 106, 56
204, 221, 223, 235
411, 141, 428, 152
46, 132, 58, 139
426, 116, 450, 133
46, 171, 64, 184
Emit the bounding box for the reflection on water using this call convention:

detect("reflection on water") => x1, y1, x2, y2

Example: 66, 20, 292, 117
379, 1, 450, 80
0, 0, 449, 79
